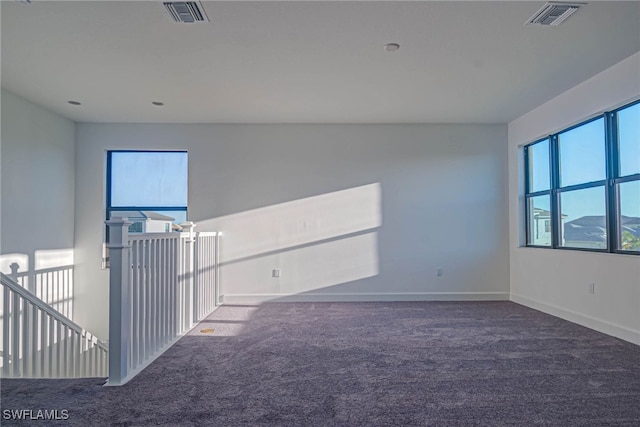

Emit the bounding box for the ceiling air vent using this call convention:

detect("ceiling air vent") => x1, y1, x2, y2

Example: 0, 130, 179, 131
526, 2, 584, 26
163, 1, 209, 23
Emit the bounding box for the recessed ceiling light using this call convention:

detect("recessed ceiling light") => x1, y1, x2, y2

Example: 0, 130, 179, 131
152, 101, 165, 106
68, 100, 81, 106
384, 43, 400, 52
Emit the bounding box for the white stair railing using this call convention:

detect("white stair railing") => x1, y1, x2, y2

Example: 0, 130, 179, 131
106, 218, 219, 386
0, 272, 108, 378
9, 262, 74, 320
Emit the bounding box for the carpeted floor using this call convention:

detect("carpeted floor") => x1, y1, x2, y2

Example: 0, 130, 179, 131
2, 301, 640, 426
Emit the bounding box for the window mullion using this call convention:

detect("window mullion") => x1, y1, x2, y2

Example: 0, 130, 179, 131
555, 180, 607, 193
605, 111, 618, 252
614, 174, 640, 184
523, 146, 530, 246
524, 146, 530, 194
550, 135, 560, 248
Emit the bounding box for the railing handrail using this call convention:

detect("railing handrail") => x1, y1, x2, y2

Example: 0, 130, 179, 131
0, 272, 108, 351
127, 231, 180, 241
10, 264, 74, 278
126, 231, 220, 241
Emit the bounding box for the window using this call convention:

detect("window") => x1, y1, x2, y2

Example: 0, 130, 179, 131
524, 100, 640, 254
106, 151, 188, 234
525, 140, 552, 247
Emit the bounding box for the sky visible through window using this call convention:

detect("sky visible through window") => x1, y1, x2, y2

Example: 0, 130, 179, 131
618, 101, 640, 222
559, 118, 606, 188
110, 151, 188, 224
558, 118, 607, 223
531, 105, 639, 224
529, 139, 550, 193
619, 103, 640, 177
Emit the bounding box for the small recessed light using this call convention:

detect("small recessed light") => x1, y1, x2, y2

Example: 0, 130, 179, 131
384, 43, 400, 52
152, 101, 164, 106
68, 100, 81, 106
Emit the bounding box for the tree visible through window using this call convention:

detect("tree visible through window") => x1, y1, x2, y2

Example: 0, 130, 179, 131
107, 151, 188, 234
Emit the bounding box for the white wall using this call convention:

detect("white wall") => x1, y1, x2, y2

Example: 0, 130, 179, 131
508, 52, 640, 345
75, 123, 509, 339
0, 89, 76, 275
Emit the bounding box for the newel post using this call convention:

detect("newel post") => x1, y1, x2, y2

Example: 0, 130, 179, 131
8, 263, 19, 282
105, 217, 132, 385
181, 221, 196, 325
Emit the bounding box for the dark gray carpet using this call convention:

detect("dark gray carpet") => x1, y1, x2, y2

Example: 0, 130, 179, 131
2, 301, 640, 426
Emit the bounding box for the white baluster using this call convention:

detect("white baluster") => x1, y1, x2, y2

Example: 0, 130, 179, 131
181, 222, 196, 329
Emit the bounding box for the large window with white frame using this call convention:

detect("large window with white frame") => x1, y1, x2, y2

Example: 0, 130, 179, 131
524, 100, 640, 254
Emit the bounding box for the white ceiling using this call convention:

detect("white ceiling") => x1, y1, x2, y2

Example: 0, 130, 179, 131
1, 1, 639, 124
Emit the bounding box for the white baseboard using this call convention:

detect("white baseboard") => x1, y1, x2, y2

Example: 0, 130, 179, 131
510, 293, 640, 346
221, 292, 509, 305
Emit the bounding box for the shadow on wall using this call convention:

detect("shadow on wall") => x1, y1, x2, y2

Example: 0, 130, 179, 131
0, 249, 74, 319
197, 183, 382, 299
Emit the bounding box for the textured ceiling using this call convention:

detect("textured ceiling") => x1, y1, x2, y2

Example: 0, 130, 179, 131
1, 1, 639, 123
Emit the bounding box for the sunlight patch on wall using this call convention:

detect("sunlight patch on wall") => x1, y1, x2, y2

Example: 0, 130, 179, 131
222, 231, 379, 297
198, 183, 382, 263
278, 231, 379, 294
34, 248, 74, 270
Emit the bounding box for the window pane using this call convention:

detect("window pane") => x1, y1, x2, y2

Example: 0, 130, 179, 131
559, 186, 607, 249
619, 181, 640, 252
527, 195, 552, 246
558, 118, 605, 187
527, 140, 550, 192
111, 152, 188, 207
618, 103, 640, 177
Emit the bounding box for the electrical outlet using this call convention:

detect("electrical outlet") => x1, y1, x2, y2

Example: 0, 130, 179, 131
436, 267, 443, 277
588, 283, 595, 294
272, 268, 281, 278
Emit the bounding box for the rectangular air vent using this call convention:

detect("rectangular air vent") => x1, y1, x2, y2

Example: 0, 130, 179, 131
526, 2, 584, 26
163, 1, 209, 23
